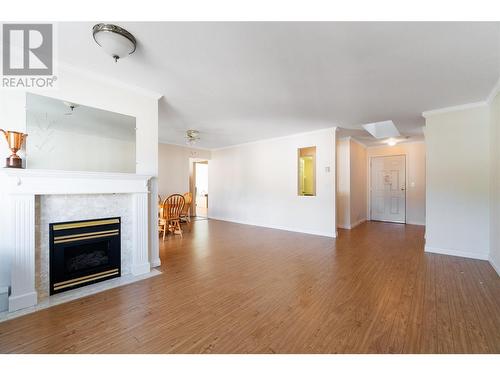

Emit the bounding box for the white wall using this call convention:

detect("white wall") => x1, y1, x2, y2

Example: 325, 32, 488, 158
425, 106, 490, 260
350, 140, 367, 226
209, 128, 337, 237
490, 91, 500, 273
336, 139, 350, 228
0, 64, 160, 288
367, 142, 426, 226
336, 138, 367, 229
158, 143, 211, 197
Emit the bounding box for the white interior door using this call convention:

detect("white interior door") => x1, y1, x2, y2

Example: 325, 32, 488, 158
370, 155, 406, 223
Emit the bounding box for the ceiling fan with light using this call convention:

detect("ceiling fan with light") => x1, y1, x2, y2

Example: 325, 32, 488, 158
186, 129, 200, 145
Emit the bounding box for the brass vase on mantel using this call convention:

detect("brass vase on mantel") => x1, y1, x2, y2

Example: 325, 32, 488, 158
0, 129, 28, 168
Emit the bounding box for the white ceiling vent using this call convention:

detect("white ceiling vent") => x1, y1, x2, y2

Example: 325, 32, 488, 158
362, 120, 401, 139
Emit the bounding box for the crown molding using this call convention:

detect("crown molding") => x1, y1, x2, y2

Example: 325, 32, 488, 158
422, 74, 500, 118
158, 140, 213, 152
422, 101, 487, 118
212, 126, 338, 152
338, 136, 424, 148
160, 126, 338, 152
365, 139, 425, 149
487, 77, 500, 105
337, 136, 368, 148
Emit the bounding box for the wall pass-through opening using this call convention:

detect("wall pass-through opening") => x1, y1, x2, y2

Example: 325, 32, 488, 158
298, 146, 316, 196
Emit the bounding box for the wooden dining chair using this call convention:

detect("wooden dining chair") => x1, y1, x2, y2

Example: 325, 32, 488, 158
162, 194, 185, 239
180, 192, 193, 228
158, 196, 168, 240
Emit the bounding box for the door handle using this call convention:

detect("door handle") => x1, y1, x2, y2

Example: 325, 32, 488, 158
401, 187, 406, 191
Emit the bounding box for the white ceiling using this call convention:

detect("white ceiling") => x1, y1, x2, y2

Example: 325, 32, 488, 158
56, 22, 500, 149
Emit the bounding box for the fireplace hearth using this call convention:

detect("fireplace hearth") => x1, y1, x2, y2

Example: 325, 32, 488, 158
49, 217, 121, 295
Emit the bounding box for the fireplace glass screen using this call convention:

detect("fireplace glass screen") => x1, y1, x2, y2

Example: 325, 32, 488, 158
64, 241, 110, 273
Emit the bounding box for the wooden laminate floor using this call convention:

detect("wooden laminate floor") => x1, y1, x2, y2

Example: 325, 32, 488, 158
0, 220, 499, 353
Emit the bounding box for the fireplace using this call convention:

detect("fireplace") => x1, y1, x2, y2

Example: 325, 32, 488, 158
49, 217, 121, 295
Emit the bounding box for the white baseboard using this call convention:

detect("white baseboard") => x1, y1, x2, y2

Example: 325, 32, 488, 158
489, 256, 500, 277
350, 218, 366, 229
406, 221, 426, 226
208, 216, 337, 238
150, 258, 161, 268
9, 291, 37, 312
424, 245, 489, 261
131, 262, 152, 276
338, 218, 366, 230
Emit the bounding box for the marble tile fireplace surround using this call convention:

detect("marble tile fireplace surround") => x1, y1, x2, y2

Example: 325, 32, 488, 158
0, 169, 155, 314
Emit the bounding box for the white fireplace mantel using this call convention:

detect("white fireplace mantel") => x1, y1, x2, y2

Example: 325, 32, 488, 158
0, 169, 151, 195
0, 169, 153, 312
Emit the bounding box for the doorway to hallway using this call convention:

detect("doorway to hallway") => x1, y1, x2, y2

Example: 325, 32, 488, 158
194, 161, 208, 218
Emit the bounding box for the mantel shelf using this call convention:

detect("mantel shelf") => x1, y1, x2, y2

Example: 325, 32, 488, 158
0, 168, 151, 180
0, 168, 152, 195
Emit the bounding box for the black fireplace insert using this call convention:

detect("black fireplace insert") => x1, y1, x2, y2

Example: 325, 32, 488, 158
49, 217, 121, 295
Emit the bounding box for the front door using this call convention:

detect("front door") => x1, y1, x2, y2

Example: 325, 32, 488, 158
370, 155, 406, 223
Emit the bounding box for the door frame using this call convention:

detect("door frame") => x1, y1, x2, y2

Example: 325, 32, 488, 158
190, 160, 209, 217
367, 154, 408, 224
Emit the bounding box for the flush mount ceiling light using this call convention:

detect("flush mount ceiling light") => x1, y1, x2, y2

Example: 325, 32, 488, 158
92, 23, 137, 62
386, 135, 410, 146
186, 129, 200, 145
362, 120, 401, 139
387, 138, 397, 146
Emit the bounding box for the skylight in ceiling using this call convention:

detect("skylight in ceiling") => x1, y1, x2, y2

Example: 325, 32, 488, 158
362, 120, 400, 139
